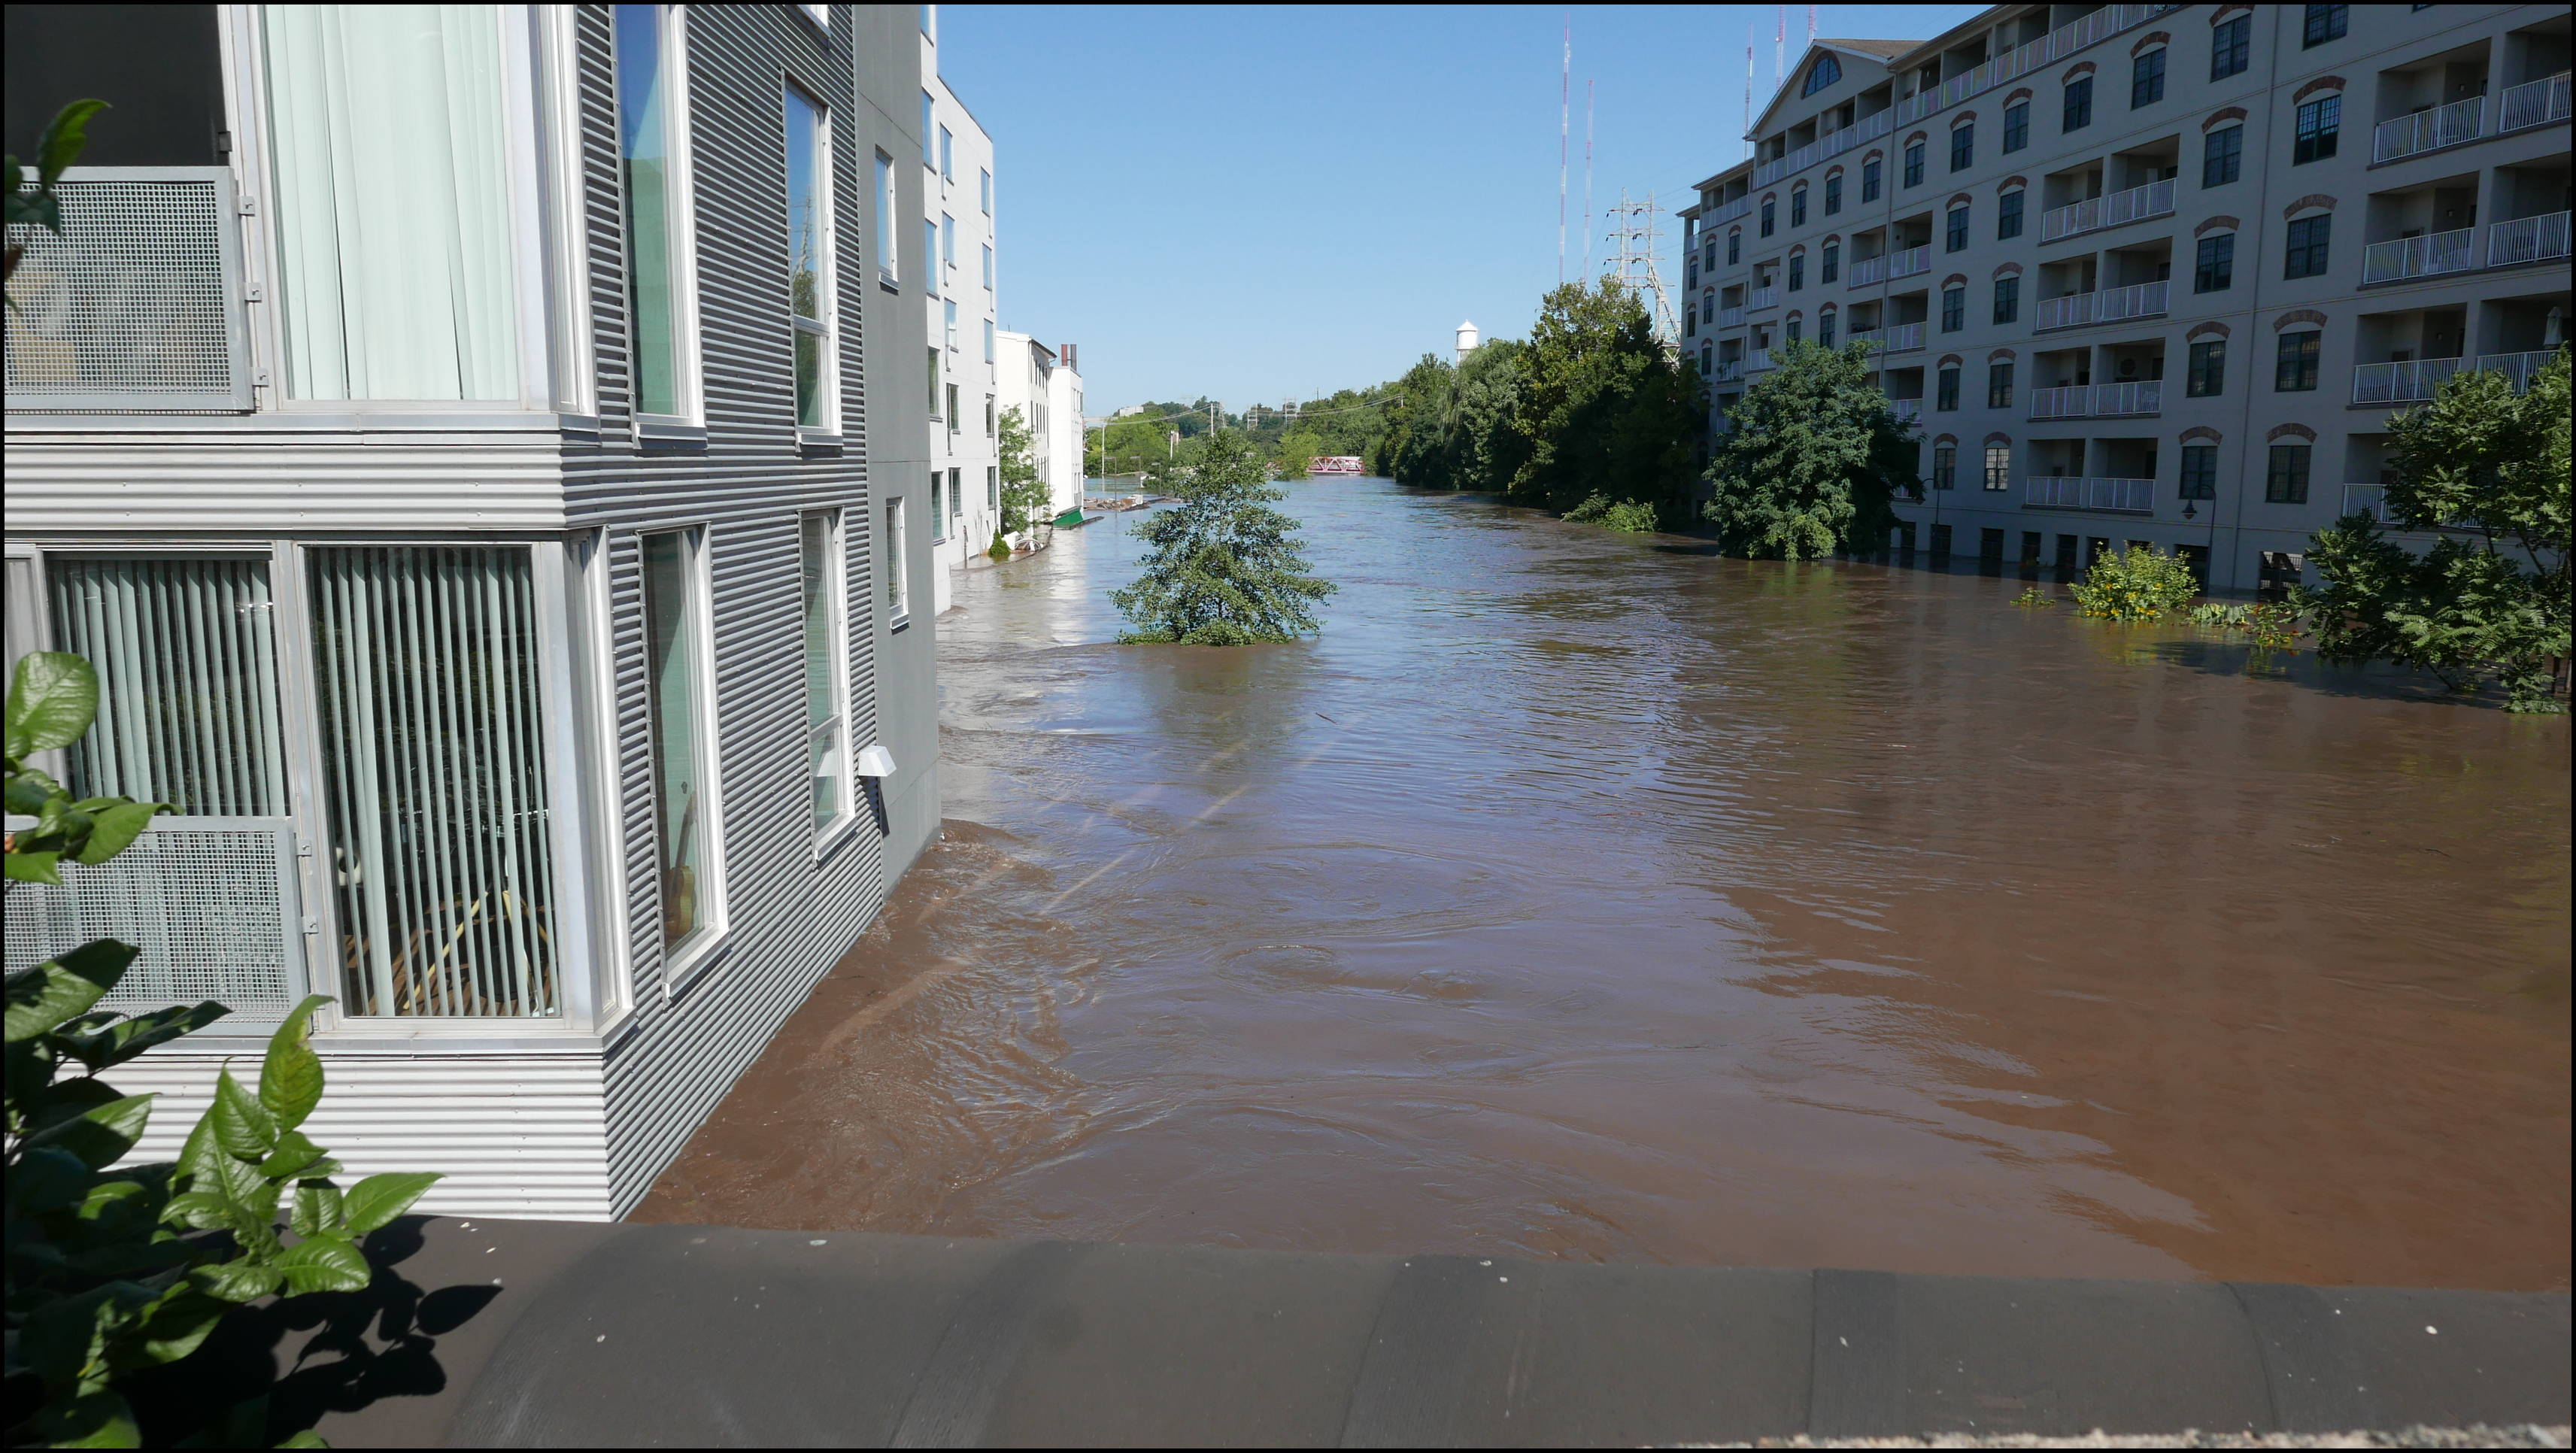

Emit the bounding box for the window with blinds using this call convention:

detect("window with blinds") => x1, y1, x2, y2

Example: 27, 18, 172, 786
307, 546, 558, 1017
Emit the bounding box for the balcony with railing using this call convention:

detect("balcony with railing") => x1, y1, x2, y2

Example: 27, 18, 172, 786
2499, 71, 2572, 133
2348, 350, 2559, 407
2033, 279, 2171, 332
1713, 194, 1755, 225
1746, 347, 1776, 372
2038, 179, 2176, 245
1749, 286, 1780, 311
1889, 398, 1923, 426
2359, 226, 2480, 285
2340, 483, 2486, 531
1718, 305, 1748, 329
1879, 321, 1925, 353
2023, 476, 2155, 514
2028, 380, 2162, 420
2487, 211, 2572, 268
1887, 4, 2177, 129
1846, 253, 1889, 288
1883, 245, 1931, 282
2373, 96, 2485, 164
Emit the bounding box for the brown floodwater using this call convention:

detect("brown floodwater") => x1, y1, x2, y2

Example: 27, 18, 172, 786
641, 481, 2571, 1291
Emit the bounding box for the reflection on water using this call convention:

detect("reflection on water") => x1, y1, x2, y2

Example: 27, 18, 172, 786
641, 483, 2571, 1291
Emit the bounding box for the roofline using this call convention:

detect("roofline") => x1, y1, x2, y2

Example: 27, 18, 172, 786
1689, 157, 1756, 196
1885, 3, 2034, 73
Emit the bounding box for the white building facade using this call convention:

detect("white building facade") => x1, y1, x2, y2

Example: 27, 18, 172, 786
1680, 3, 2571, 593
5, 2, 942, 1219
994, 330, 1086, 526
920, 5, 999, 611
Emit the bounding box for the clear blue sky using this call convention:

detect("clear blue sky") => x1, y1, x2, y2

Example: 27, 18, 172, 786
937, 3, 1982, 414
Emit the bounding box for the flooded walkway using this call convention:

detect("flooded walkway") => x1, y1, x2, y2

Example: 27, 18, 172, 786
641, 481, 2570, 1291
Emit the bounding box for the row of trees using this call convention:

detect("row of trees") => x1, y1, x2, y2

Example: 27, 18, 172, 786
1088, 387, 1396, 482
1373, 279, 1701, 529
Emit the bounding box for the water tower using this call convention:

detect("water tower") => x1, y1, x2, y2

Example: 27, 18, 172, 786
1455, 320, 1480, 365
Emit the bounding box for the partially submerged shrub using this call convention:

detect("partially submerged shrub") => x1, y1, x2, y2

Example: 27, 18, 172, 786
2014, 585, 2053, 608
1565, 494, 1661, 533
2069, 544, 2199, 621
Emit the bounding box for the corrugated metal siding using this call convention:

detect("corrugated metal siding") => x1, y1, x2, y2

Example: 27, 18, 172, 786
108, 1052, 614, 1220
11, 7, 934, 1223
563, 2, 914, 1216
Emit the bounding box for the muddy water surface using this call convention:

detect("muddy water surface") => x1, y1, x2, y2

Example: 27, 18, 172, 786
642, 482, 2570, 1290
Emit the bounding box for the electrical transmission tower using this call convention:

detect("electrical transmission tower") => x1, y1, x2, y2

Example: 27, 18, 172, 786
1604, 188, 1680, 353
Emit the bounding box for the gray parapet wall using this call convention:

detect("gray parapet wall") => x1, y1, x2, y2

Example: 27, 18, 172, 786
296, 1218, 2568, 1448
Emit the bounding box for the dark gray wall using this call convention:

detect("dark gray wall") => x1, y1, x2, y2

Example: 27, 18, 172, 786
5, 5, 226, 165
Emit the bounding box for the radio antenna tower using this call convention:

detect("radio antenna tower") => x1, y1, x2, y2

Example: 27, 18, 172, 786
1582, 80, 1596, 276
1557, 14, 1570, 284
1607, 188, 1679, 350
1743, 20, 1755, 157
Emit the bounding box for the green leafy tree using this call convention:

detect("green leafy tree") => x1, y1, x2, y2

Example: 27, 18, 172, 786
1111, 432, 1336, 645
2069, 544, 2200, 620
1508, 278, 1699, 526
7, 99, 108, 300
1701, 338, 1916, 560
1274, 431, 1321, 481
6, 654, 443, 1446
2292, 352, 2571, 711
994, 404, 1051, 547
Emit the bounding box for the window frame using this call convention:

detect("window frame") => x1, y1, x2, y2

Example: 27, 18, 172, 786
1992, 275, 2020, 325
782, 83, 836, 436
874, 150, 899, 287
2265, 444, 2312, 502
1945, 204, 1970, 253
2180, 444, 2218, 499
1932, 444, 1957, 489
1983, 444, 2011, 490
638, 524, 728, 990
2063, 74, 2094, 132
611, 3, 702, 428
1861, 156, 1883, 202
1941, 284, 1965, 332
1791, 184, 1807, 228
2203, 124, 2243, 187
2274, 331, 2321, 392
1988, 362, 2015, 408
884, 496, 912, 626
1825, 173, 1843, 214
1936, 366, 1960, 411
2293, 95, 2340, 164
2131, 48, 2166, 109
1902, 138, 1925, 187
1949, 120, 1974, 173
2283, 215, 2331, 279
2211, 14, 2250, 79
2186, 339, 2226, 396
1822, 240, 1840, 284
800, 510, 855, 843
1998, 188, 2025, 239
2194, 233, 2235, 293
2302, 3, 2347, 48
2002, 100, 2029, 153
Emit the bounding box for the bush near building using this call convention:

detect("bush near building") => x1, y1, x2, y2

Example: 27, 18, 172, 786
1701, 339, 1917, 560
2292, 351, 2571, 712
2070, 544, 2201, 621
1111, 432, 1335, 645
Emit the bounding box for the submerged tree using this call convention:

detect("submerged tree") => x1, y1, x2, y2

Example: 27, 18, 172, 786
1507, 278, 1699, 526
1111, 430, 1335, 645
2293, 350, 2571, 711
1701, 338, 1917, 560
993, 404, 1050, 554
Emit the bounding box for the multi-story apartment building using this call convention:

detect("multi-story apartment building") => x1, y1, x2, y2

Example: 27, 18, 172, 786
5, 3, 941, 1219
920, 5, 1000, 611
996, 330, 1087, 524
1681, 3, 2570, 593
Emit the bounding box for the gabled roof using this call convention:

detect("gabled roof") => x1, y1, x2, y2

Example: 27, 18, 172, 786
1750, 38, 1904, 138
1817, 38, 1913, 59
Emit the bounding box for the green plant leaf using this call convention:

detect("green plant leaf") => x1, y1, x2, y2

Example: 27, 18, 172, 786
28, 1387, 141, 1449
259, 1129, 328, 1182
34, 99, 110, 185
130, 1290, 229, 1367
26, 1092, 156, 1171
257, 994, 332, 1132
71, 800, 165, 865
6, 649, 101, 756
6, 939, 140, 1042
7, 845, 65, 883
58, 1000, 230, 1072
339, 1171, 441, 1233
190, 1256, 286, 1304
163, 1189, 233, 1232
290, 1179, 344, 1238
208, 1065, 278, 1159
275, 1233, 372, 1294
10, 1144, 96, 1215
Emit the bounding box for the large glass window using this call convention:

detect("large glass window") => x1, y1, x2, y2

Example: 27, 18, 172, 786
309, 545, 558, 1015
2275, 332, 2321, 391
1802, 53, 1841, 96
801, 513, 848, 830
1760, 198, 1775, 237
979, 167, 992, 214
2302, 4, 2347, 47
1789, 252, 1804, 291
2283, 216, 2331, 278
2187, 339, 2226, 396
1983, 444, 2011, 490
1791, 186, 1807, 228
875, 150, 897, 285
2294, 96, 2340, 164
51, 557, 286, 815
2003, 102, 2028, 153
2131, 49, 2166, 108
1822, 241, 1839, 283
939, 124, 953, 180
641, 529, 716, 957
1992, 275, 2019, 324
2063, 75, 2094, 132
2180, 445, 2217, 499
1861, 157, 1881, 202
1902, 139, 1924, 187
1932, 445, 1956, 489
2204, 126, 2243, 187
784, 86, 830, 428
615, 5, 681, 417
262, 5, 519, 401
1988, 362, 2014, 408
1942, 285, 1965, 332
920, 90, 935, 165
1949, 123, 1973, 173
1998, 190, 2024, 239
1825, 174, 1842, 214
1936, 367, 1959, 411
2266, 444, 2312, 502
2195, 234, 2235, 293
2211, 16, 2250, 78
1946, 205, 1969, 253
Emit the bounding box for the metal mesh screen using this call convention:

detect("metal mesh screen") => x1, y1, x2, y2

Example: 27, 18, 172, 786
5, 170, 251, 410
5, 827, 297, 1017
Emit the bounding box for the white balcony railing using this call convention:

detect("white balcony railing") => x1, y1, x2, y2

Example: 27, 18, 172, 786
2486, 211, 2572, 268
2474, 348, 2564, 391
2028, 380, 2162, 420
2037, 177, 2177, 244
2351, 356, 2462, 405
2499, 71, 2572, 133
1713, 195, 1754, 225
1719, 305, 1747, 329
1746, 347, 1775, 372
2372, 96, 2484, 164
1882, 320, 1925, 353
2033, 278, 2169, 332
1846, 253, 1889, 288
1889, 4, 2177, 129
1847, 327, 1880, 350
1749, 286, 1780, 311
2361, 226, 2478, 284
1884, 245, 1931, 281
1889, 398, 1923, 425
1712, 359, 1745, 383
2023, 476, 2155, 514
2341, 484, 2393, 524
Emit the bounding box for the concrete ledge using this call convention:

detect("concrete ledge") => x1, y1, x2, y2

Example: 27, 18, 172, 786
259, 1218, 2566, 1448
